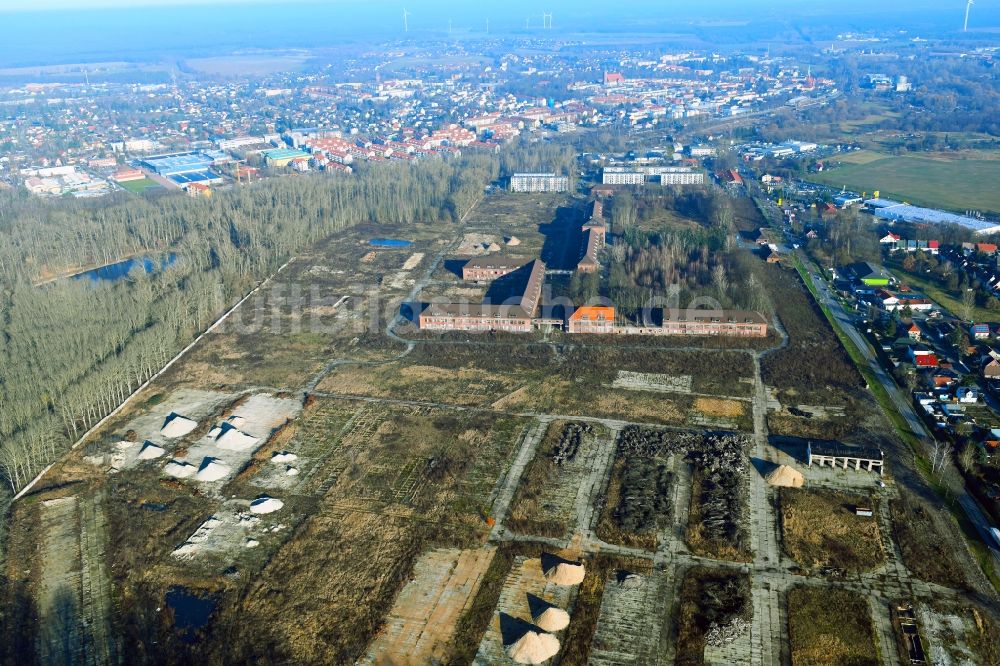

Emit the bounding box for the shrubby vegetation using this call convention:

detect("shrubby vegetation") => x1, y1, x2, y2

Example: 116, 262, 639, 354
0, 155, 497, 493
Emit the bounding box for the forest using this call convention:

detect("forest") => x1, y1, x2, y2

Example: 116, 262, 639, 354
0, 154, 497, 496
602, 188, 772, 316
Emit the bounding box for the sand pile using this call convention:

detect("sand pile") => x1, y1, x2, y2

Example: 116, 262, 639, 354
227, 415, 248, 429
272, 451, 298, 463
541, 553, 585, 586
195, 457, 231, 482
505, 630, 560, 664
486, 242, 502, 252
137, 442, 165, 460
164, 460, 196, 478
286, 467, 299, 476
527, 593, 569, 632
506, 236, 521, 246
216, 425, 259, 451
250, 497, 284, 514
765, 464, 805, 488
161, 413, 197, 438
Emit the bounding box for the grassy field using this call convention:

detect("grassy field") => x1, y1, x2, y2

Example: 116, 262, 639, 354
780, 487, 885, 572
808, 153, 1000, 213
787, 586, 879, 666
118, 177, 160, 193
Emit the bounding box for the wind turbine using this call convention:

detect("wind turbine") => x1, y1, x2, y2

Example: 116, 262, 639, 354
964, 0, 973, 32
448, 18, 453, 35
403, 8, 410, 33
543, 12, 553, 29
486, 18, 490, 34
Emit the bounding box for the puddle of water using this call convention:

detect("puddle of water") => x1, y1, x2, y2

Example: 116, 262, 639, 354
165, 586, 217, 643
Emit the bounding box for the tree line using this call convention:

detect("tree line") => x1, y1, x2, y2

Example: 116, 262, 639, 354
0, 154, 498, 494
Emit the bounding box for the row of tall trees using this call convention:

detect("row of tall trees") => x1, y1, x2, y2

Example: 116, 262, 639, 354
0, 154, 498, 493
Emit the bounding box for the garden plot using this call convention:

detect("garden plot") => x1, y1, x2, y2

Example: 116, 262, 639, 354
473, 555, 578, 665
507, 422, 606, 538
588, 569, 670, 666
170, 498, 289, 561
85, 388, 235, 471
165, 393, 301, 488
362, 546, 496, 665
612, 371, 692, 395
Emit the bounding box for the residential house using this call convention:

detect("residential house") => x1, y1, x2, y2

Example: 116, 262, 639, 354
907, 323, 921, 341
970, 323, 991, 340
956, 387, 979, 403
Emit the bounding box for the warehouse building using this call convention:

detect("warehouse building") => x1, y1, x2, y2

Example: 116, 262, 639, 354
263, 148, 312, 168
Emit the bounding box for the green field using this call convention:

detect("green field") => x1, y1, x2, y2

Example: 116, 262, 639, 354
808, 154, 1000, 214
118, 177, 160, 194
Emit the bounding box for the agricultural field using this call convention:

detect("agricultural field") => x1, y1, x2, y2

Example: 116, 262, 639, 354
807, 152, 1000, 214
787, 586, 879, 666
779, 487, 885, 572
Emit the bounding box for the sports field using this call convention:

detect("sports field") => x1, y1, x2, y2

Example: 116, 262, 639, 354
118, 177, 160, 194
809, 153, 1000, 214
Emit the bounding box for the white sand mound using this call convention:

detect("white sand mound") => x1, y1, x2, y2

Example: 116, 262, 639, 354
541, 554, 586, 586
486, 242, 501, 252
533, 607, 570, 632
619, 573, 644, 589
245, 539, 259, 548
227, 415, 248, 429
765, 464, 805, 488
249, 497, 284, 514
161, 413, 197, 439
506, 236, 521, 246
195, 457, 231, 482
208, 426, 222, 439
164, 460, 196, 478
271, 451, 298, 463
505, 631, 560, 664
215, 426, 259, 451
286, 467, 299, 476
137, 442, 166, 460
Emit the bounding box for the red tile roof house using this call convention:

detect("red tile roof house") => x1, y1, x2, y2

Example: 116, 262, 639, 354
914, 354, 939, 369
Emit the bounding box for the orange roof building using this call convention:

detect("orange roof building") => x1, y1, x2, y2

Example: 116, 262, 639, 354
568, 306, 615, 334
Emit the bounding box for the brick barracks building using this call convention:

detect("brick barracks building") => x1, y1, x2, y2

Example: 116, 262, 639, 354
462, 256, 530, 282
419, 259, 545, 333
577, 199, 607, 274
